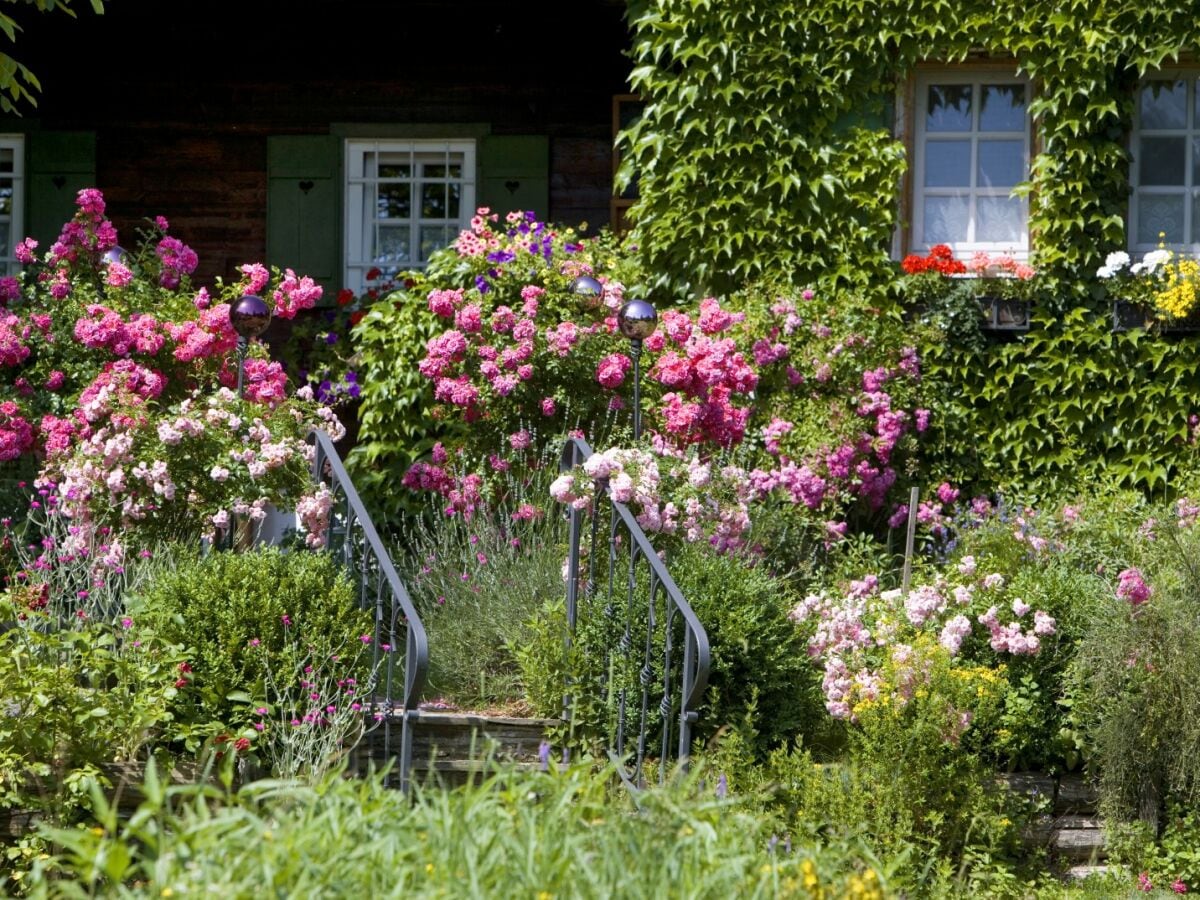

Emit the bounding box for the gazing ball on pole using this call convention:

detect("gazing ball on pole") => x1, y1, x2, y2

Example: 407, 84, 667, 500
101, 246, 130, 267
617, 298, 657, 342
229, 294, 272, 339
567, 274, 605, 308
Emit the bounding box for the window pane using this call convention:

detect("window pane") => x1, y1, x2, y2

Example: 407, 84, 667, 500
1192, 137, 1200, 186
927, 84, 972, 132
977, 140, 1025, 187
976, 197, 1024, 243
446, 182, 461, 219
423, 163, 462, 179
0, 224, 8, 254
0, 184, 13, 216
923, 195, 970, 244
422, 183, 447, 218
924, 140, 971, 186
377, 184, 410, 220
1138, 194, 1185, 244
1193, 193, 1200, 245
374, 227, 410, 265
1140, 136, 1187, 185
420, 225, 452, 260
0, 149, 14, 174
979, 84, 1026, 131
378, 161, 412, 179
1141, 80, 1187, 130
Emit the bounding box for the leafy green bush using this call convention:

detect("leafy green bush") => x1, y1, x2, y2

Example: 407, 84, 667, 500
131, 547, 369, 745
0, 590, 187, 883
668, 542, 823, 755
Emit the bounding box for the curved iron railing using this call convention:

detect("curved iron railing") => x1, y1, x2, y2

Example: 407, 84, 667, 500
309, 430, 429, 791
559, 436, 710, 787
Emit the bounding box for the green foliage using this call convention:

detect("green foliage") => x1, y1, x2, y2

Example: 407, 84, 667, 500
924, 309, 1200, 497
346, 281, 449, 525
131, 548, 369, 743
26, 761, 893, 898
622, 1, 1200, 301
623, 0, 906, 295
0, 592, 186, 862
402, 498, 566, 710
0, 0, 104, 114
1068, 527, 1200, 826
668, 543, 824, 755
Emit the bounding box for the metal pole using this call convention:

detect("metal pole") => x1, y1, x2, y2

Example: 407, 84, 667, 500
902, 485, 919, 596
235, 335, 248, 399
631, 338, 643, 441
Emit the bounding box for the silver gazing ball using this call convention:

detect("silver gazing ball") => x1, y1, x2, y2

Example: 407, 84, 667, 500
617, 298, 657, 341
229, 294, 273, 339
567, 275, 604, 307
101, 246, 129, 266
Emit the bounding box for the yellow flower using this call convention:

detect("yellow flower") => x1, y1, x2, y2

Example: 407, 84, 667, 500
425, 863, 435, 874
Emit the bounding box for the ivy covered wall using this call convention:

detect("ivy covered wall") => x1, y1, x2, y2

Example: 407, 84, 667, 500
620, 1, 1200, 496
621, 0, 1200, 295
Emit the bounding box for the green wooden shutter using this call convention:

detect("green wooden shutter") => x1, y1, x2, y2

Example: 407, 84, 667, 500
28, 131, 96, 249
478, 135, 549, 220
266, 135, 340, 294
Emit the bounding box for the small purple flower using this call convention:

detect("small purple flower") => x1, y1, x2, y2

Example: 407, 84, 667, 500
281, 614, 292, 627
325, 332, 339, 345
538, 740, 551, 771
715, 773, 728, 798
474, 275, 491, 294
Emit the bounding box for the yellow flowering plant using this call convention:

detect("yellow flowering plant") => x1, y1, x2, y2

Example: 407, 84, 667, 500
1097, 237, 1200, 324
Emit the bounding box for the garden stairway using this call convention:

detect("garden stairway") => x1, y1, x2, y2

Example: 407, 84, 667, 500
1002, 773, 1109, 877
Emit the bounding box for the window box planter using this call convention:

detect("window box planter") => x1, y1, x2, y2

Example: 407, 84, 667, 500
978, 296, 1030, 331
1112, 299, 1200, 333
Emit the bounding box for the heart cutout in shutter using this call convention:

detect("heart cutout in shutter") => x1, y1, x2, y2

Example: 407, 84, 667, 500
504, 180, 520, 194
299, 180, 315, 194
52, 176, 66, 189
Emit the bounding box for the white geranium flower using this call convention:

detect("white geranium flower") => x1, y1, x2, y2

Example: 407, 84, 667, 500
1143, 249, 1172, 272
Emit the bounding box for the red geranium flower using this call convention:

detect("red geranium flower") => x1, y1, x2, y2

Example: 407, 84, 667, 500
336, 288, 354, 306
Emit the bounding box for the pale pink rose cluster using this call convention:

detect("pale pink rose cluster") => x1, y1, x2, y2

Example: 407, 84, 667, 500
790, 561, 1057, 720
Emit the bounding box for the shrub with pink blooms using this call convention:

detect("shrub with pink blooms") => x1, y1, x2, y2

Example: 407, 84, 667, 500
0, 188, 339, 548
364, 212, 939, 559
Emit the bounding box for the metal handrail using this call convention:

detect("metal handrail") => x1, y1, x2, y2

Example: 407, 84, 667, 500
559, 436, 711, 786
309, 430, 429, 790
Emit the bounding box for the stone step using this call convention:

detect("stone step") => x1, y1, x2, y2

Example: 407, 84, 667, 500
349, 710, 561, 785
1063, 864, 1116, 882
410, 712, 560, 765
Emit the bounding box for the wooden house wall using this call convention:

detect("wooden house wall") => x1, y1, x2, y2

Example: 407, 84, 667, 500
15, 0, 631, 284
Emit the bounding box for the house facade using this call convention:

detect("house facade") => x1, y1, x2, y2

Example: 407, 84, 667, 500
5, 0, 631, 294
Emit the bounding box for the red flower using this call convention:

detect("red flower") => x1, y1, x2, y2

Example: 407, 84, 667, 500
214, 734, 230, 744
336, 288, 355, 306
902, 246, 966, 276
174, 678, 188, 688
365, 267, 382, 281
178, 661, 193, 673
234, 737, 251, 752
350, 310, 366, 327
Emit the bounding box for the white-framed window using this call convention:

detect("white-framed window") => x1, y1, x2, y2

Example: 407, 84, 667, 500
910, 71, 1030, 258
1129, 76, 1200, 253
344, 139, 476, 293
0, 135, 24, 276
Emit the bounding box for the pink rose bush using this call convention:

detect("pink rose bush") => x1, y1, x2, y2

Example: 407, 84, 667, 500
389, 212, 938, 551
0, 188, 342, 549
